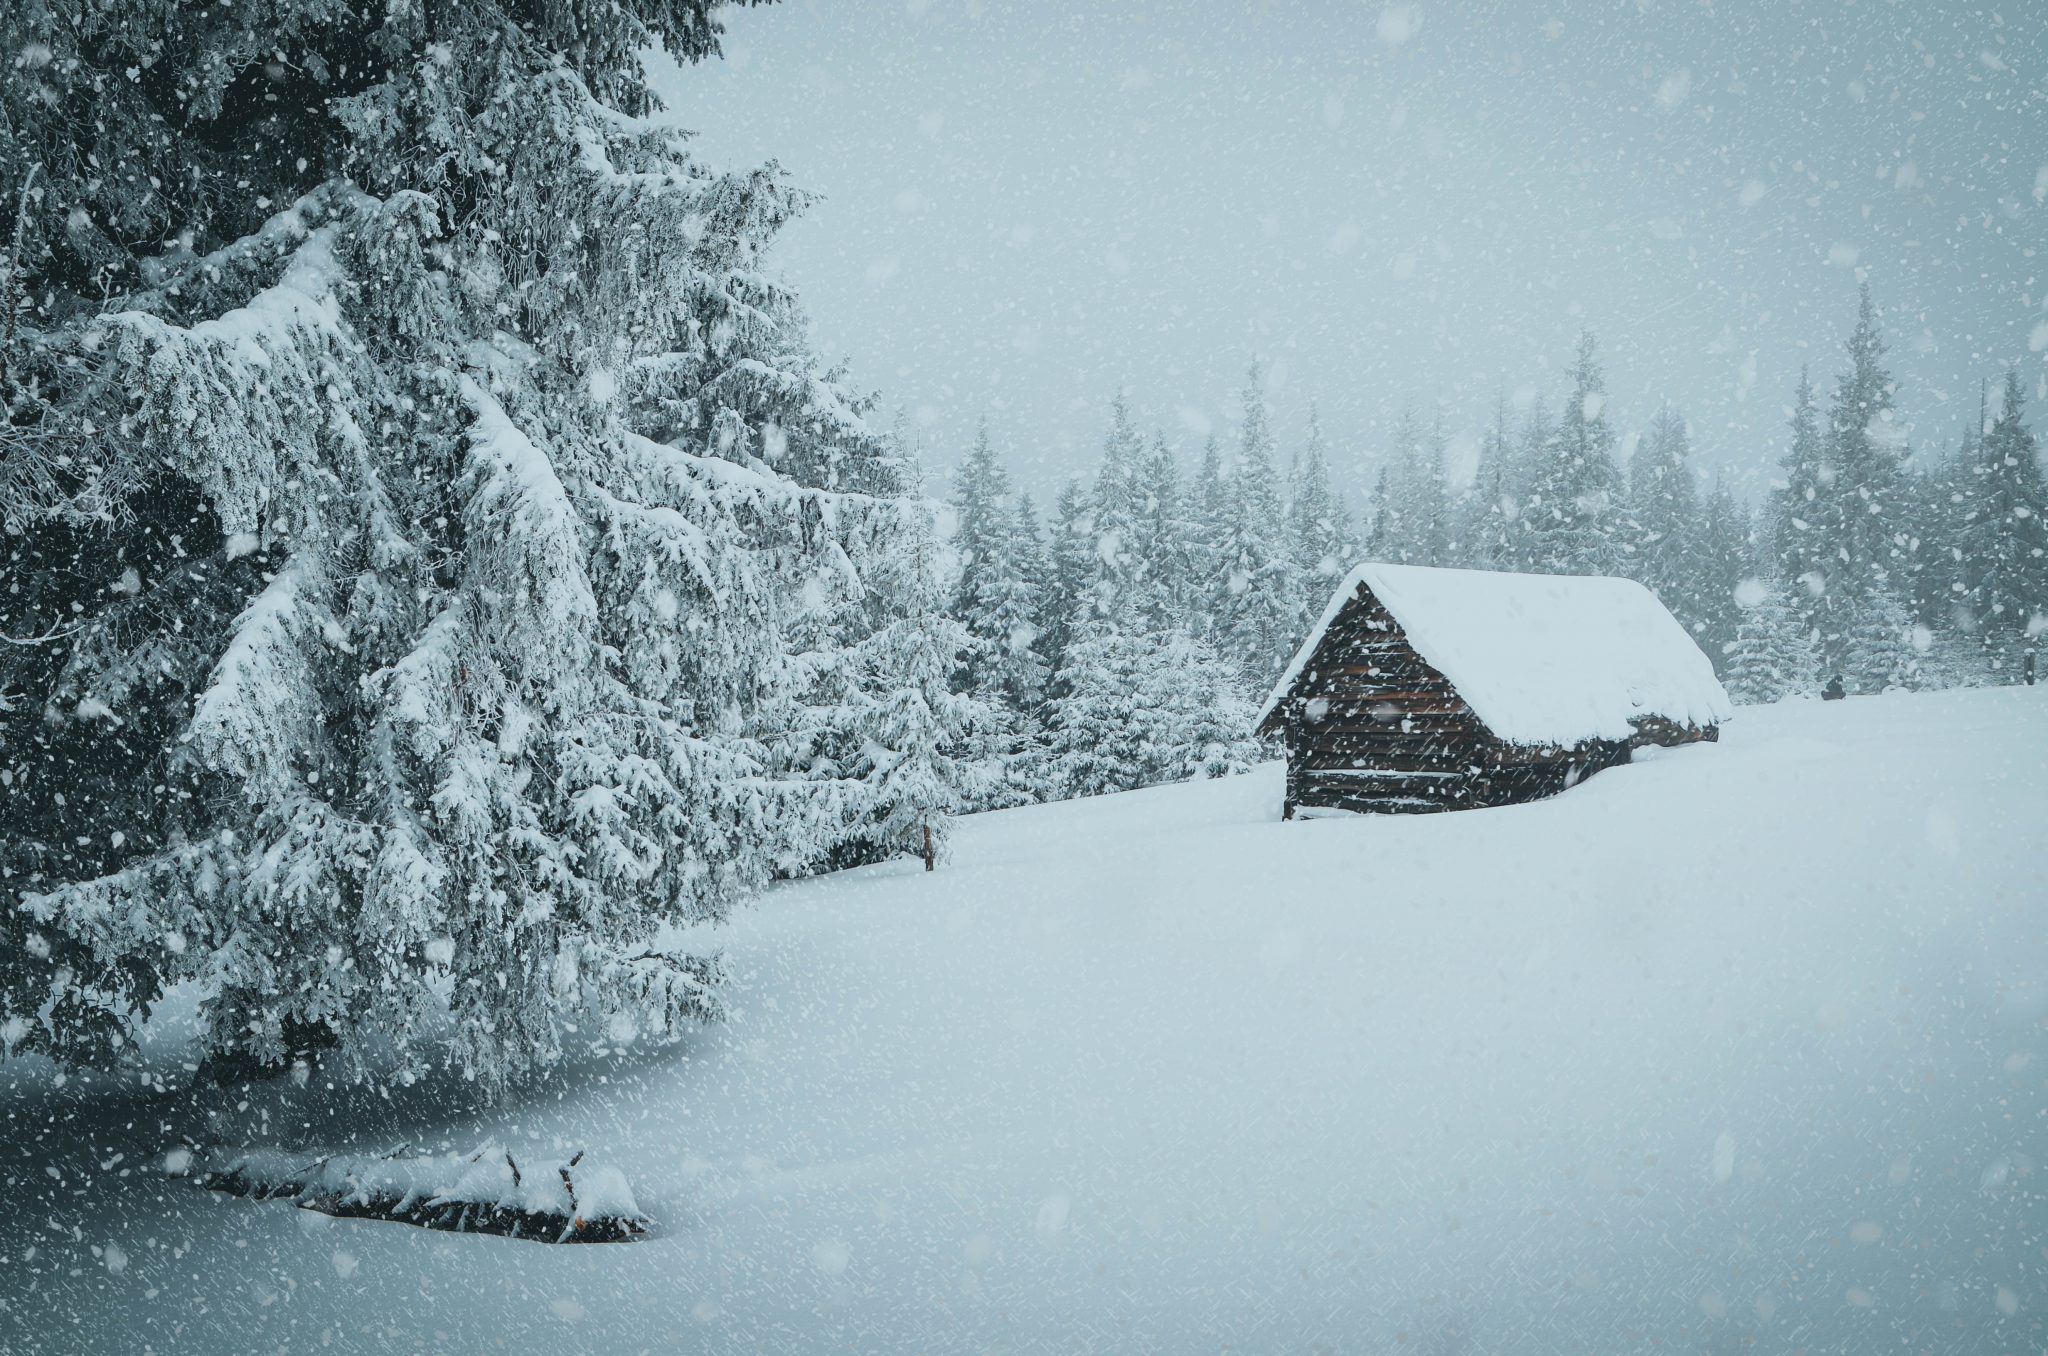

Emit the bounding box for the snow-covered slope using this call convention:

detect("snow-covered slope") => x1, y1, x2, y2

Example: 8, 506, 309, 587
3, 688, 2044, 1353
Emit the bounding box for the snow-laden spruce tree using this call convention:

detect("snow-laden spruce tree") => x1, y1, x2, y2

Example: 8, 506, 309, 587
773, 449, 993, 868
1912, 625, 1993, 691
1383, 409, 1452, 567
1895, 423, 1968, 632
1841, 589, 1916, 695
1210, 365, 1303, 690
1500, 398, 1556, 573
1692, 480, 1757, 672
1770, 367, 1829, 597
1725, 583, 1822, 704
1629, 407, 1703, 612
1128, 632, 1261, 785
1185, 434, 1231, 636
1135, 433, 1202, 631
944, 425, 1049, 809
1072, 400, 1205, 638
1957, 372, 2048, 663
1288, 407, 1355, 598
1, 0, 973, 1090
1525, 333, 1631, 576
1806, 287, 1911, 666
952, 423, 1048, 718
1041, 599, 1257, 800
1458, 397, 1523, 569
1367, 404, 1450, 567
1039, 611, 1155, 799
1069, 395, 1209, 655
1036, 477, 1097, 684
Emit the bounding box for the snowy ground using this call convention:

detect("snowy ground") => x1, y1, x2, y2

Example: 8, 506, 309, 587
3, 687, 2044, 1354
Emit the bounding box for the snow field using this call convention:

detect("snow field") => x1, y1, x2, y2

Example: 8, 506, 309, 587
2, 686, 2043, 1353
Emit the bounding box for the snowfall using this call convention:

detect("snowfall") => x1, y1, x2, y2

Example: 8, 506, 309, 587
3, 687, 2043, 1354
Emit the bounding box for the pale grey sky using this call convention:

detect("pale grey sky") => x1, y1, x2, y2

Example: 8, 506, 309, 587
654, 0, 2045, 503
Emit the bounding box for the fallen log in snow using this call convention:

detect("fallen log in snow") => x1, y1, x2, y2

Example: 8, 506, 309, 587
188, 1144, 650, 1243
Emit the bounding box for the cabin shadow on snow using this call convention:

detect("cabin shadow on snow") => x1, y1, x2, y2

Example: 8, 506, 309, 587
1258, 563, 1733, 816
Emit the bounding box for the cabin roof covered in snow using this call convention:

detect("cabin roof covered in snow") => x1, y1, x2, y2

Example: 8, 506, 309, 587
1257, 563, 1733, 747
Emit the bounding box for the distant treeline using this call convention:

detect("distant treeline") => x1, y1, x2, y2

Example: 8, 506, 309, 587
946, 285, 2047, 805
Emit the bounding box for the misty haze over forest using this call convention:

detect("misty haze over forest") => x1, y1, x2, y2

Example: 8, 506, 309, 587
671, 0, 2044, 497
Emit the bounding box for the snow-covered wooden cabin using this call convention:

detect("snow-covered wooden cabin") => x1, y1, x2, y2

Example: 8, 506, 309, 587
1255, 564, 1732, 816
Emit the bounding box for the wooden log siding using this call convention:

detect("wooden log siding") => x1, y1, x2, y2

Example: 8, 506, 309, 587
1267, 586, 1710, 817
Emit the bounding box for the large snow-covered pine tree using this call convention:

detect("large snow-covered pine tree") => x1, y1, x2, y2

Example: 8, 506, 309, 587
0, 0, 971, 1090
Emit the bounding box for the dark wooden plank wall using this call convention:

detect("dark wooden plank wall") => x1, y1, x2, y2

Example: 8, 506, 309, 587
1277, 589, 1494, 815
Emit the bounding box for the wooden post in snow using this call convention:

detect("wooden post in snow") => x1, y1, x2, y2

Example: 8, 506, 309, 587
921, 820, 935, 872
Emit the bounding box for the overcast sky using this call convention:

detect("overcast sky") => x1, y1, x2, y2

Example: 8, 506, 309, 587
653, 0, 2045, 504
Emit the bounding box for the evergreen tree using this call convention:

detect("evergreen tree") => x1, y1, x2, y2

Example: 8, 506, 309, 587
1185, 433, 1231, 637
1086, 394, 1150, 609
1038, 608, 1152, 799
1500, 397, 1556, 572
1037, 477, 1096, 681
1840, 587, 1916, 694
1288, 405, 1355, 597
1129, 631, 1262, 785
1041, 605, 1257, 800
1134, 432, 1199, 628
1809, 285, 1910, 665
0, 0, 966, 1090
1629, 406, 1703, 613
1416, 412, 1455, 564
1367, 405, 1448, 565
1460, 396, 1520, 569
1958, 371, 2048, 668
1914, 625, 1994, 690
954, 421, 1016, 617
1368, 465, 1400, 561
951, 423, 1048, 716
1012, 492, 1053, 639
1896, 420, 1971, 635
1210, 364, 1303, 689
1725, 583, 1821, 704
1690, 481, 1756, 671
968, 489, 1054, 808
1524, 333, 1628, 575
817, 460, 994, 867
1770, 365, 1829, 596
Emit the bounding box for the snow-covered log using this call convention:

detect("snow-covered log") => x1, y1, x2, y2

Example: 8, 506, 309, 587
191, 1146, 650, 1244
